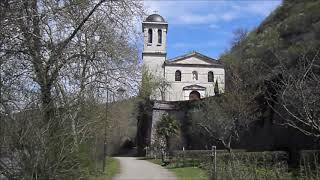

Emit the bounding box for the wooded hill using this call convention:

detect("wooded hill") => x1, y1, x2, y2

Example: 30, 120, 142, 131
218, 0, 320, 149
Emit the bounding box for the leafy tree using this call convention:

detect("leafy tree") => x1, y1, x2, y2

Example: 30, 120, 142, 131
138, 67, 171, 101
155, 114, 180, 155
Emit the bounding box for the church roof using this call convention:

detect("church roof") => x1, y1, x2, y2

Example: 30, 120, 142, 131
145, 14, 166, 23
183, 84, 206, 91
165, 51, 223, 68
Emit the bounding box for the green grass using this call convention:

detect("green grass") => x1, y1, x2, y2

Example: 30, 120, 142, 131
169, 167, 208, 180
90, 157, 120, 180
146, 158, 208, 180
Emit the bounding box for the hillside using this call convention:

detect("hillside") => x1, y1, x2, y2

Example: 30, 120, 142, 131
218, 0, 320, 149
222, 0, 320, 82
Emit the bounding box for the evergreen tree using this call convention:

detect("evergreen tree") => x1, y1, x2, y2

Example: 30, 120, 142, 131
214, 80, 220, 95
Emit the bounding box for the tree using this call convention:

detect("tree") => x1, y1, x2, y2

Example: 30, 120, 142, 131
231, 28, 248, 48
155, 114, 180, 156
268, 51, 320, 137
136, 68, 171, 155
191, 90, 258, 152
0, 0, 143, 178
138, 67, 171, 101
192, 26, 260, 151
214, 80, 220, 95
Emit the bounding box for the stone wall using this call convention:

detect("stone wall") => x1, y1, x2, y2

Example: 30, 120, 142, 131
137, 97, 319, 155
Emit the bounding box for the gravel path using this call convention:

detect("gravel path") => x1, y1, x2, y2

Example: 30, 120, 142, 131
113, 157, 177, 180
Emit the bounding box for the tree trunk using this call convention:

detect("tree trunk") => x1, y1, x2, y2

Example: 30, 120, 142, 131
41, 84, 54, 123
165, 135, 170, 158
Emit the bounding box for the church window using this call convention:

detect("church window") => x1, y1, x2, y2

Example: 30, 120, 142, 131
192, 71, 198, 80
158, 29, 162, 44
148, 29, 152, 43
175, 70, 181, 81
208, 71, 214, 82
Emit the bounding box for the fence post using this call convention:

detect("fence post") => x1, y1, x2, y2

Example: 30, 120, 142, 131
211, 146, 217, 180
182, 147, 185, 167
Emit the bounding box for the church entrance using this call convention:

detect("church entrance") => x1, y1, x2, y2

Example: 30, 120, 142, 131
183, 85, 205, 100
189, 91, 200, 100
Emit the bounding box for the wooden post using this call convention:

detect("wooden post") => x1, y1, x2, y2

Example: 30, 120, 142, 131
211, 146, 217, 180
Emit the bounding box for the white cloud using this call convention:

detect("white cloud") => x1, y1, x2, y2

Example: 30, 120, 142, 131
143, 0, 281, 25
209, 24, 219, 29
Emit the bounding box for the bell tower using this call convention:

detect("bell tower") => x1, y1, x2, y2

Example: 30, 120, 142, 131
142, 14, 168, 79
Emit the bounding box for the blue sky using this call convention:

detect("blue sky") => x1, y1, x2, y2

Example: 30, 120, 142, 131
143, 0, 282, 59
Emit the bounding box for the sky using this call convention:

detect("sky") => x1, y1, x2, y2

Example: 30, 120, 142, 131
143, 0, 282, 59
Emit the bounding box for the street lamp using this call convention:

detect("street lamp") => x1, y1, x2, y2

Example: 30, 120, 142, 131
102, 88, 109, 172
116, 87, 126, 101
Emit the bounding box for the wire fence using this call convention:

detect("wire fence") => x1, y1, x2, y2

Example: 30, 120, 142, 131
146, 146, 320, 180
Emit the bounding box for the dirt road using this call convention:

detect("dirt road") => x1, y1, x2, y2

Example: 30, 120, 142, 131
113, 157, 177, 180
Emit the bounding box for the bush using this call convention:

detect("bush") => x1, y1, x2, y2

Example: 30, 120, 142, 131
215, 151, 290, 180
299, 150, 320, 179
164, 150, 320, 179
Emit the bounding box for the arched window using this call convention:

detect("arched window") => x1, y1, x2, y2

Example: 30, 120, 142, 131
175, 70, 181, 81
192, 71, 198, 80
158, 29, 162, 44
208, 71, 214, 82
148, 29, 152, 43
189, 91, 200, 100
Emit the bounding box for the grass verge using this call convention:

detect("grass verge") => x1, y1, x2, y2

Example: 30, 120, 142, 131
147, 158, 208, 180
90, 157, 120, 180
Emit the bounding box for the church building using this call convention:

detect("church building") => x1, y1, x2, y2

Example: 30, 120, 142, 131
142, 14, 225, 101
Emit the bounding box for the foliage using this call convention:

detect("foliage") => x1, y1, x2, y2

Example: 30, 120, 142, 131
138, 69, 156, 100
147, 158, 208, 180
139, 67, 171, 101
0, 0, 143, 178
156, 149, 295, 180
152, 146, 320, 179
156, 114, 180, 140
155, 114, 180, 152
107, 99, 139, 154
269, 53, 320, 137
214, 80, 219, 95
189, 93, 259, 151
219, 0, 320, 137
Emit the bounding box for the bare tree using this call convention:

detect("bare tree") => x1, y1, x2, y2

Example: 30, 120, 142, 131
231, 28, 248, 48
191, 40, 261, 151
268, 51, 320, 137
191, 86, 260, 152
1, 0, 143, 178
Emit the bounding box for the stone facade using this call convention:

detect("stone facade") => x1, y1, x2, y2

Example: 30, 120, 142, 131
142, 14, 225, 101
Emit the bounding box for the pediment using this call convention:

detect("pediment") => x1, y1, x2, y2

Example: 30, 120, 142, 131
183, 84, 206, 91
165, 51, 221, 66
